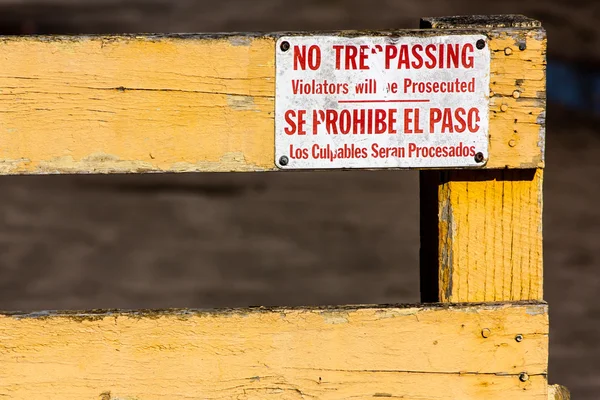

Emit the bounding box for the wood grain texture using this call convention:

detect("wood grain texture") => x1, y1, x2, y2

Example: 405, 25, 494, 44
421, 169, 543, 303
421, 15, 543, 29
0, 26, 544, 174
488, 30, 546, 169
548, 385, 571, 400
0, 302, 548, 399
423, 16, 546, 169
419, 16, 545, 303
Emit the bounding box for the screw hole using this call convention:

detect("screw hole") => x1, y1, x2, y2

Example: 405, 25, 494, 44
515, 334, 524, 342
519, 372, 529, 382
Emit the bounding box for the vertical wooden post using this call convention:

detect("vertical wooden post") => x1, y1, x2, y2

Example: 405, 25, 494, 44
419, 15, 546, 303
421, 169, 543, 302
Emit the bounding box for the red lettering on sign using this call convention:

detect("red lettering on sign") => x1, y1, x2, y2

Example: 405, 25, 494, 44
468, 108, 480, 132
407, 142, 476, 158
454, 108, 467, 133
429, 108, 441, 133
429, 107, 480, 133
447, 44, 459, 68
385, 45, 397, 69
333, 45, 343, 70
462, 43, 475, 68
425, 44, 436, 69
312, 108, 398, 135
284, 110, 307, 135
289, 144, 309, 159
411, 44, 424, 68
359, 45, 370, 70
293, 45, 321, 70
404, 109, 423, 134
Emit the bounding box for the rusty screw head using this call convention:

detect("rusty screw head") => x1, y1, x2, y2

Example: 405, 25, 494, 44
474, 152, 485, 163
476, 39, 486, 50
515, 334, 524, 342
280, 41, 290, 52
279, 155, 289, 166
519, 372, 529, 382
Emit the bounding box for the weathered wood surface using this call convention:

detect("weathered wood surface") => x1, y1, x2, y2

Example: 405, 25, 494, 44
0, 302, 548, 399
0, 24, 545, 174
421, 169, 544, 302
419, 16, 545, 304
423, 15, 547, 167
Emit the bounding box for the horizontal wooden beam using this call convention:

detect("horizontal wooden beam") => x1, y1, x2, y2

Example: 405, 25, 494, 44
0, 302, 548, 399
0, 27, 545, 174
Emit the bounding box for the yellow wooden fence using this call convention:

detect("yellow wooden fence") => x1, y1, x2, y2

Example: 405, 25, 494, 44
0, 14, 569, 400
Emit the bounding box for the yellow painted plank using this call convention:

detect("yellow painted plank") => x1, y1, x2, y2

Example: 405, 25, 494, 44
0, 302, 548, 399
0, 26, 544, 174
0, 35, 275, 174
488, 30, 546, 169
548, 385, 571, 400
421, 169, 543, 303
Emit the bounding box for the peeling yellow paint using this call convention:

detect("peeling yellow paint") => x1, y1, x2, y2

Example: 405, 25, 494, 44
0, 28, 543, 174
227, 94, 258, 111
0, 17, 557, 400
0, 303, 548, 399
0, 35, 275, 174
418, 20, 546, 304
488, 30, 546, 169
436, 169, 544, 303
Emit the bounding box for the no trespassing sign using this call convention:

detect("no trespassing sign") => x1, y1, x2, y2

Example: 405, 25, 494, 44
275, 35, 490, 169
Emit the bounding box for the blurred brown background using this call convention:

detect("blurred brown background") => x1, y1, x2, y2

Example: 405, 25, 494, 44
0, 0, 597, 398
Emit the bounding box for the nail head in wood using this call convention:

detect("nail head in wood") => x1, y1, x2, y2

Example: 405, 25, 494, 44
515, 334, 524, 342
519, 372, 529, 382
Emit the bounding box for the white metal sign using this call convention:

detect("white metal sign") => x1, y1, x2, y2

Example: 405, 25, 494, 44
275, 35, 490, 169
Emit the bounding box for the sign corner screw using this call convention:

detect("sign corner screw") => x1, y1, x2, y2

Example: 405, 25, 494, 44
476, 39, 486, 50
279, 155, 289, 166
280, 41, 290, 52
475, 152, 485, 163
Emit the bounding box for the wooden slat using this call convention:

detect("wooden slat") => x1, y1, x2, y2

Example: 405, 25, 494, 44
0, 302, 548, 399
0, 25, 545, 174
